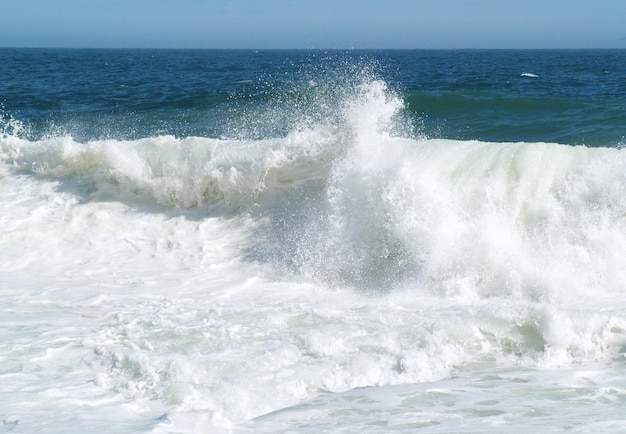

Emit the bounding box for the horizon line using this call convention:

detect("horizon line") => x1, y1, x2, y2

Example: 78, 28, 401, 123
1, 45, 625, 51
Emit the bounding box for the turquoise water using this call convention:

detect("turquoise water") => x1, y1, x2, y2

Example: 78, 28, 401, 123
1, 49, 626, 433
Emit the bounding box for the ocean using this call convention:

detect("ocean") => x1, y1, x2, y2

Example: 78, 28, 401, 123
1, 48, 626, 433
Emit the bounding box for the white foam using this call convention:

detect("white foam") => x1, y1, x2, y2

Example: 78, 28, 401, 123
2, 78, 626, 432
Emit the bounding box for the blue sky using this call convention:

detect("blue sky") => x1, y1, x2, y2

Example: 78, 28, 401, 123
1, 0, 625, 49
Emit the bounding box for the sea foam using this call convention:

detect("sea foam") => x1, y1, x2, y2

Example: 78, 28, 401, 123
2, 75, 626, 432
3, 78, 626, 302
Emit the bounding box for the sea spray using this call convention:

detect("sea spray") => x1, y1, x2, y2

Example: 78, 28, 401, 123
293, 137, 626, 299
2, 49, 626, 433
4, 75, 626, 301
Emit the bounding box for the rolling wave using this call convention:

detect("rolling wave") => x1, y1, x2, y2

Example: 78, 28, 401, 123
2, 77, 626, 299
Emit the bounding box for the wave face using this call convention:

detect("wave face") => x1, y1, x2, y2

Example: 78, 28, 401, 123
2, 49, 626, 433
4, 76, 626, 299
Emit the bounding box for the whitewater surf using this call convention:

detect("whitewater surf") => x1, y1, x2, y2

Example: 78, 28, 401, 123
1, 49, 626, 433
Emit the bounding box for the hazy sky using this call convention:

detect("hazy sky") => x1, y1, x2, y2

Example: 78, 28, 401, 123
1, 0, 625, 49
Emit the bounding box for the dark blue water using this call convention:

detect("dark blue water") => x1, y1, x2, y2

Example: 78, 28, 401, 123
1, 48, 625, 146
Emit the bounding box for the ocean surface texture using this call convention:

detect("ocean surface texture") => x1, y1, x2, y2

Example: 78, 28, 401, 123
1, 49, 626, 433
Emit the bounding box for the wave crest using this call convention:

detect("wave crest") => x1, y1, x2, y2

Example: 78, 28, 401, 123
4, 79, 626, 301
